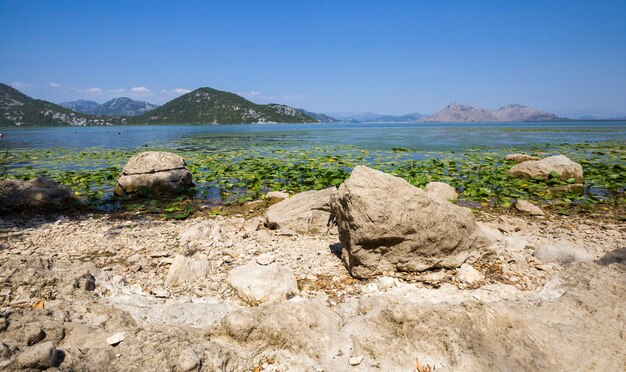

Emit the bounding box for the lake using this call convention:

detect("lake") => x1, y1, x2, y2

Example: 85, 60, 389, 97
2, 121, 626, 152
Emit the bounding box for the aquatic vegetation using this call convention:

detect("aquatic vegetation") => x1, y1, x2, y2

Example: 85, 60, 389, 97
3, 140, 624, 217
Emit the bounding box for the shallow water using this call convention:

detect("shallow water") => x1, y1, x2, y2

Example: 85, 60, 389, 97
1, 121, 625, 152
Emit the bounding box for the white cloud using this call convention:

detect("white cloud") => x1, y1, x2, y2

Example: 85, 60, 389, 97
161, 88, 191, 95
130, 86, 152, 95
85, 87, 103, 93
50, 82, 62, 88
12, 82, 34, 89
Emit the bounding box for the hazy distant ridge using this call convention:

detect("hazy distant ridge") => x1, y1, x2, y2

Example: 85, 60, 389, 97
422, 102, 561, 122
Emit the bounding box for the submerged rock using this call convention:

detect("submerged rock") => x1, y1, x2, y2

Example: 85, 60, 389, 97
0, 177, 77, 211
265, 187, 336, 234
508, 155, 583, 183
505, 153, 541, 163
114, 151, 193, 196
331, 166, 489, 279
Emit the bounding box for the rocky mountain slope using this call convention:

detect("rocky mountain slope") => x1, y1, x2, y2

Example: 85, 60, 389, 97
422, 102, 562, 122
296, 109, 340, 123
0, 83, 120, 127
127, 88, 316, 124
60, 97, 159, 116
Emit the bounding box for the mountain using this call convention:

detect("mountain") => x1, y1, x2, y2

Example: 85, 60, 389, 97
296, 109, 340, 123
0, 83, 119, 127
325, 112, 423, 123
59, 99, 100, 114
60, 97, 159, 116
421, 102, 562, 122
128, 87, 316, 124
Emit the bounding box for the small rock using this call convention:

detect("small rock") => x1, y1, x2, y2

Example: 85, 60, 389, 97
16, 341, 56, 369
375, 276, 397, 290
227, 263, 299, 305
266, 191, 289, 202
361, 282, 379, 294
25, 325, 46, 346
106, 332, 125, 346
152, 288, 171, 298
420, 270, 447, 283
514, 200, 545, 216
178, 347, 200, 371
0, 317, 7, 332
165, 255, 210, 287
255, 253, 276, 266
534, 240, 592, 264
505, 153, 540, 163
456, 263, 484, 284
349, 356, 364, 366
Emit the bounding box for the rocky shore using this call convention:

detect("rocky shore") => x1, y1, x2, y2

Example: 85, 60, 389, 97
0, 156, 624, 371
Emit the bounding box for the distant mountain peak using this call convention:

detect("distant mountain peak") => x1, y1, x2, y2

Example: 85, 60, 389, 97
60, 97, 158, 116
422, 102, 561, 122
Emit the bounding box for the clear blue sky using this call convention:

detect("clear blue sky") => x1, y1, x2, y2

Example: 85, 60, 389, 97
1, 0, 625, 117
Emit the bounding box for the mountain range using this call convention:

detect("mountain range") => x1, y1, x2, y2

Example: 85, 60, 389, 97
326, 112, 424, 123
60, 98, 159, 116
421, 102, 561, 122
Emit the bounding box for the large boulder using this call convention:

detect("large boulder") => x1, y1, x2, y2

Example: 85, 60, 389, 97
508, 155, 583, 183
114, 151, 192, 196
331, 166, 489, 279
0, 177, 77, 211
424, 181, 458, 201
265, 188, 336, 234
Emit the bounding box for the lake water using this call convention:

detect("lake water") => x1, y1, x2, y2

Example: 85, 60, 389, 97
1, 121, 625, 152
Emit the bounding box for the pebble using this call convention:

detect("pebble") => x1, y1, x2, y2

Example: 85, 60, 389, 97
178, 347, 200, 371
349, 356, 364, 366
255, 253, 276, 266
106, 332, 125, 346
153, 288, 171, 298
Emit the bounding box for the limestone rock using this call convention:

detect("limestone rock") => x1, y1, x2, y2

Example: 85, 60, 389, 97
114, 151, 193, 196
534, 240, 592, 264
331, 166, 489, 279
106, 332, 125, 346
265, 188, 336, 234
16, 341, 56, 369
227, 263, 299, 305
456, 263, 484, 284
424, 182, 458, 201
514, 200, 545, 216
508, 155, 583, 182
165, 255, 210, 287
0, 177, 77, 211
178, 348, 201, 371
266, 191, 289, 202
505, 153, 540, 163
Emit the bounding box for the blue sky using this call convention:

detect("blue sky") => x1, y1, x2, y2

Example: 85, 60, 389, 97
1, 0, 625, 117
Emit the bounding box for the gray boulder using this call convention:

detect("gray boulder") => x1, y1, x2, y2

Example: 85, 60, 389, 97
16, 341, 56, 370
0, 177, 77, 211
265, 188, 336, 234
114, 151, 192, 196
508, 155, 583, 183
331, 166, 489, 279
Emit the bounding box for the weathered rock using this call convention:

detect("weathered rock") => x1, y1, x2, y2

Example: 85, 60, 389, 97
349, 356, 364, 366
16, 341, 56, 369
331, 166, 489, 279
227, 263, 299, 305
114, 151, 193, 196
25, 325, 46, 346
424, 182, 458, 201
265, 188, 336, 234
266, 191, 289, 202
106, 332, 125, 346
0, 177, 77, 211
178, 347, 201, 371
165, 255, 210, 287
456, 263, 484, 284
508, 155, 583, 182
505, 153, 540, 163
534, 240, 592, 264
514, 200, 545, 216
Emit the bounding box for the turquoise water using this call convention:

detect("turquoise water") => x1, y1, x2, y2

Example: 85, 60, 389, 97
1, 121, 625, 152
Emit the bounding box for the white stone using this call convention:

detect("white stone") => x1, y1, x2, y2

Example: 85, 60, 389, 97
514, 200, 545, 216
534, 240, 592, 264
106, 332, 125, 346
165, 255, 210, 287
227, 263, 299, 305
255, 253, 276, 266
375, 276, 397, 290
178, 347, 200, 371
457, 264, 484, 284
349, 356, 364, 366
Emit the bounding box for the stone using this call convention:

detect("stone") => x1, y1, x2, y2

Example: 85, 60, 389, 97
375, 276, 397, 290
331, 166, 489, 279
514, 200, 545, 216
164, 255, 210, 287
106, 332, 125, 346
266, 191, 289, 202
0, 177, 77, 211
16, 341, 56, 369
508, 155, 583, 183
349, 356, 364, 366
0, 318, 7, 332
424, 182, 458, 201
505, 153, 541, 163
534, 240, 592, 264
255, 253, 275, 266
227, 263, 299, 305
152, 288, 171, 298
456, 264, 484, 284
25, 325, 46, 346
114, 151, 193, 196
0, 342, 10, 360
265, 188, 336, 234
178, 347, 201, 371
